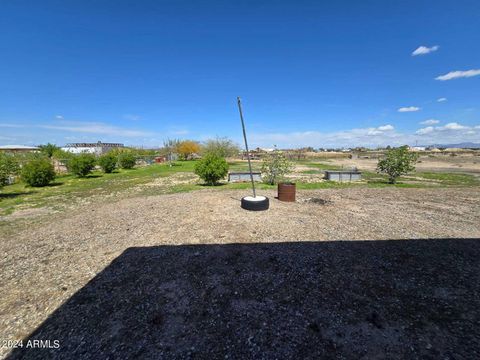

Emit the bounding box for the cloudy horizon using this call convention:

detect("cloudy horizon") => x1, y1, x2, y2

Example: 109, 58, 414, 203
1, 1, 479, 150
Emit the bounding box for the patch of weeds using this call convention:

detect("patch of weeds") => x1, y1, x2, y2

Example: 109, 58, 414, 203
305, 162, 343, 171
300, 169, 325, 175
415, 172, 480, 186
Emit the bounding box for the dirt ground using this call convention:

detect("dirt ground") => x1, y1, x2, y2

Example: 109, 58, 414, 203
329, 153, 480, 176
1, 187, 480, 358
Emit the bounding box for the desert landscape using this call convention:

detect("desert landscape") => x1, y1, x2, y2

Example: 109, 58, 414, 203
2, 1, 480, 358
1, 153, 480, 358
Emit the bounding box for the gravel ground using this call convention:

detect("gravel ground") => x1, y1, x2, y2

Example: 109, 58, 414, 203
329, 154, 480, 176
1, 187, 480, 359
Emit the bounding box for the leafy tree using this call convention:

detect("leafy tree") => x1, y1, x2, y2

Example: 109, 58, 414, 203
21, 157, 56, 187
98, 152, 117, 173
194, 154, 229, 185
202, 137, 240, 158
118, 152, 136, 169
162, 138, 180, 166
261, 148, 293, 185
67, 153, 96, 177
377, 145, 419, 184
177, 140, 201, 160
51, 148, 74, 160
0, 153, 19, 188
39, 143, 60, 158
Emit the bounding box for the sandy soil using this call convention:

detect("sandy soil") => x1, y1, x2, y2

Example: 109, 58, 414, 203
329, 154, 480, 175
1, 187, 480, 358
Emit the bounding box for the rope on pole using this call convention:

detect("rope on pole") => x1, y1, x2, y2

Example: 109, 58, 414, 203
237, 97, 256, 198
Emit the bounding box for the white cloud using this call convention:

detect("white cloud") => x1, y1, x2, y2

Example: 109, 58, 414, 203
398, 106, 421, 112
435, 69, 480, 81
377, 125, 394, 131
420, 119, 440, 125
412, 45, 439, 56
249, 122, 480, 148
442, 122, 467, 130
250, 124, 403, 148
416, 126, 434, 135
416, 122, 475, 138
40, 121, 151, 137
437, 97, 447, 102
55, 115, 64, 120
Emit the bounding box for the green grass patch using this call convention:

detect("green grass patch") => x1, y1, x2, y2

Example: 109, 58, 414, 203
227, 161, 262, 172
414, 172, 480, 186
362, 170, 480, 187
0, 161, 198, 216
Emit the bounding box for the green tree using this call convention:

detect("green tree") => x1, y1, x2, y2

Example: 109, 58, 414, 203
194, 154, 229, 185
67, 153, 96, 177
38, 143, 60, 158
98, 152, 117, 173
118, 152, 136, 169
0, 153, 19, 188
21, 157, 56, 187
261, 148, 293, 185
202, 137, 240, 158
377, 145, 419, 184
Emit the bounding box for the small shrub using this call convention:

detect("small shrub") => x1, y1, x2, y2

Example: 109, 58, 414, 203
261, 149, 293, 185
0, 153, 19, 188
98, 153, 117, 173
21, 158, 56, 187
376, 146, 419, 184
194, 154, 228, 185
118, 152, 136, 169
67, 153, 96, 177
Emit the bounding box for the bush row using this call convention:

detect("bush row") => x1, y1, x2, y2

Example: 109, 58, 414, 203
0, 151, 139, 188
67, 152, 137, 177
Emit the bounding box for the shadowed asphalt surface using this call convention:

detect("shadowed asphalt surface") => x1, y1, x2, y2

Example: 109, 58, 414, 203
8, 238, 480, 359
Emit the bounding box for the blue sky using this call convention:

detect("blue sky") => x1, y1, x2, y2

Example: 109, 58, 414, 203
1, 0, 479, 148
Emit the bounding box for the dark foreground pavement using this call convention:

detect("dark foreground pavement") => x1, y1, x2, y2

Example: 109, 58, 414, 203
8, 238, 480, 359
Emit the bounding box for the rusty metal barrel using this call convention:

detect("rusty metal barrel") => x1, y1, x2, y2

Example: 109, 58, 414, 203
278, 182, 296, 202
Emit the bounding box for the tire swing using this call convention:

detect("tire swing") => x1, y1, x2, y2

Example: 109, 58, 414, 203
236, 97, 269, 211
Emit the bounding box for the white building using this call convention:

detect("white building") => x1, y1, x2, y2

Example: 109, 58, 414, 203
61, 141, 124, 155
410, 146, 426, 151
0, 145, 39, 153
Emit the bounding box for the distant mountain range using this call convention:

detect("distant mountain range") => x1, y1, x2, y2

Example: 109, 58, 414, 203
423, 142, 480, 149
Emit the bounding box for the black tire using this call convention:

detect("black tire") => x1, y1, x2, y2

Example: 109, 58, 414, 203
241, 196, 269, 211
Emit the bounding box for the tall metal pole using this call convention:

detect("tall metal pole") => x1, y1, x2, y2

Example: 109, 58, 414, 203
237, 97, 256, 198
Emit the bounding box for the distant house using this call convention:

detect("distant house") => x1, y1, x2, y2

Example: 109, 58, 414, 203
61, 141, 124, 155
0, 145, 39, 153
410, 146, 426, 151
